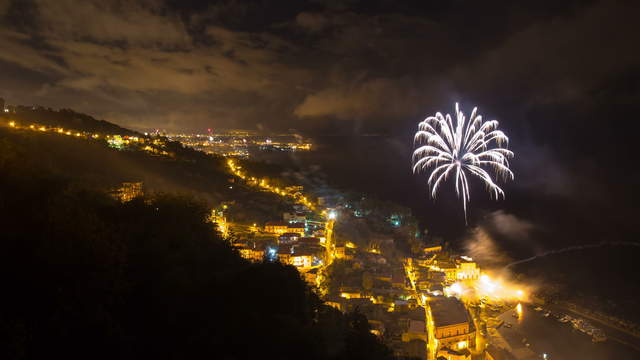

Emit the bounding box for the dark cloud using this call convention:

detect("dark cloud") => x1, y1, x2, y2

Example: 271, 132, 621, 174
0, 0, 638, 137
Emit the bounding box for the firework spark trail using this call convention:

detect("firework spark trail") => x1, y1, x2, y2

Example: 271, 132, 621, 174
505, 241, 640, 268
412, 103, 514, 220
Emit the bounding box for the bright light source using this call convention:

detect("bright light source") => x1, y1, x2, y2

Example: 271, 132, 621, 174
328, 210, 337, 220
457, 341, 467, 349
447, 282, 463, 297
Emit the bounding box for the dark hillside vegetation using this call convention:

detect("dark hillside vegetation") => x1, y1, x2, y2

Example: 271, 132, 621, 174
1, 107, 138, 135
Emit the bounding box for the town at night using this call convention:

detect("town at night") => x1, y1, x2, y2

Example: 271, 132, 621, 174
1, 1, 639, 359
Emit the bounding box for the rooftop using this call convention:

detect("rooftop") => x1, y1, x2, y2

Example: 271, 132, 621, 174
407, 320, 426, 334
430, 297, 471, 328
279, 232, 300, 238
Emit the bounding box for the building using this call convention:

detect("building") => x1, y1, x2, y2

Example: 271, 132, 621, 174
290, 253, 313, 268
302, 267, 318, 285
428, 297, 474, 354
334, 245, 355, 260
287, 222, 306, 236
392, 269, 407, 289
283, 212, 306, 223
277, 245, 293, 264
298, 237, 320, 246
340, 287, 362, 299
402, 319, 428, 342
456, 259, 480, 280
428, 284, 444, 297
436, 347, 471, 360
265, 221, 289, 234
374, 270, 393, 283
235, 241, 265, 262
110, 182, 143, 202
344, 298, 373, 312
290, 245, 322, 269
428, 270, 447, 283
416, 271, 432, 291
278, 232, 300, 244
424, 245, 443, 254
435, 262, 458, 282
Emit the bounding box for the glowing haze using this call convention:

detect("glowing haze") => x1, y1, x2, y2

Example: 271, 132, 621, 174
412, 103, 514, 220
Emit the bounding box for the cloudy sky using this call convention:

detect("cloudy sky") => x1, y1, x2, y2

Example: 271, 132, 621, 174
1, 0, 638, 135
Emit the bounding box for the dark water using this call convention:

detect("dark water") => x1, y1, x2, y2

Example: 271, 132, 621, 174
498, 305, 640, 360
252, 135, 637, 251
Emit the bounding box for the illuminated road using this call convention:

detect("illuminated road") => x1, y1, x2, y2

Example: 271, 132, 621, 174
496, 305, 640, 359
402, 261, 435, 360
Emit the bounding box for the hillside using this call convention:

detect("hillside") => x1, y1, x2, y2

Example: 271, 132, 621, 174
0, 112, 393, 359
1, 106, 138, 135
0, 109, 294, 224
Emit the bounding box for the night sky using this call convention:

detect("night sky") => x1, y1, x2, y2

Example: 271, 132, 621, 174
1, 1, 637, 133
2, 0, 640, 251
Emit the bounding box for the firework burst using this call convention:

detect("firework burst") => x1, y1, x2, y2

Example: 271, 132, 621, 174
412, 102, 514, 220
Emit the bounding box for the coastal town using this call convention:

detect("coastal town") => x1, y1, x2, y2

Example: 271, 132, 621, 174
218, 157, 561, 360
1, 105, 632, 360
166, 130, 313, 158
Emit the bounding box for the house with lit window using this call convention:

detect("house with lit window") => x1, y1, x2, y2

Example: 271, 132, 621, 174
265, 221, 289, 234
235, 241, 265, 262
423, 244, 443, 254
287, 222, 306, 236
277, 245, 293, 264
428, 297, 474, 358
278, 232, 300, 244
436, 262, 458, 283
456, 258, 480, 280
